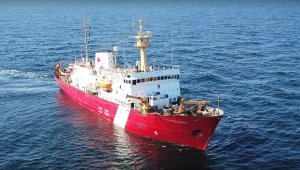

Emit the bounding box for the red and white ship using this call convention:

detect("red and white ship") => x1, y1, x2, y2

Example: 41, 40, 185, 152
54, 18, 224, 150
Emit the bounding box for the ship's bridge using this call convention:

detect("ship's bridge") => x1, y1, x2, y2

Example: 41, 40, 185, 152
123, 66, 180, 84
121, 66, 181, 109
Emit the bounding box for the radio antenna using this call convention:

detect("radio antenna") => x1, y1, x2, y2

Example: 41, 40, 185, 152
217, 94, 220, 115
171, 31, 174, 66
83, 12, 89, 65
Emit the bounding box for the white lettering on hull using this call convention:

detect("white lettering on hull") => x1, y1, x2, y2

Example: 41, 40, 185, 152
113, 105, 131, 128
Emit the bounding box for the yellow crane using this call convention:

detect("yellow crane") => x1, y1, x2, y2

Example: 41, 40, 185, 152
126, 94, 150, 113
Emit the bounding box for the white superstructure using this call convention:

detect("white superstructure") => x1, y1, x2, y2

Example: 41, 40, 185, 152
65, 19, 181, 111
68, 59, 180, 110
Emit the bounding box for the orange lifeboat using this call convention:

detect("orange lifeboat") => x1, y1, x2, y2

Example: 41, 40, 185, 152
98, 81, 112, 92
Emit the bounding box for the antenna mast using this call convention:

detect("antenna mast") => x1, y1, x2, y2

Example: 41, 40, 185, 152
171, 31, 174, 65
83, 15, 89, 65
130, 18, 151, 72
218, 94, 220, 114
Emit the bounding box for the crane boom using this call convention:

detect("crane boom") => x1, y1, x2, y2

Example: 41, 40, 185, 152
183, 100, 210, 105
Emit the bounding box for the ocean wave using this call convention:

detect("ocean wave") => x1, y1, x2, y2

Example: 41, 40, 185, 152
0, 69, 51, 80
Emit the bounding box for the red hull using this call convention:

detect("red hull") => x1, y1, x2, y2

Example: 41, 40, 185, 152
55, 76, 222, 150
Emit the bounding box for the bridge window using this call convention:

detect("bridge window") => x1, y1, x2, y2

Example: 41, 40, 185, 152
141, 78, 145, 83
165, 76, 167, 79
132, 80, 136, 85
150, 77, 153, 81
137, 79, 141, 83
157, 76, 161, 80
168, 75, 171, 79
161, 76, 164, 80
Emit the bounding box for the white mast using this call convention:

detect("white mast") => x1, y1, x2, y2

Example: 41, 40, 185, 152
83, 15, 89, 65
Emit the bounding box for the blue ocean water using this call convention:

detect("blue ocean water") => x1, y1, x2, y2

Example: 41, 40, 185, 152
0, 0, 299, 169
